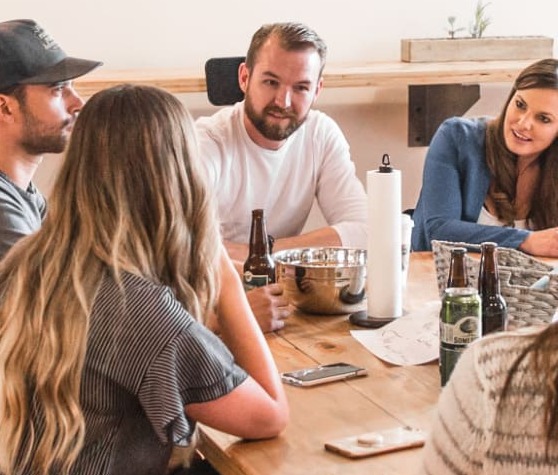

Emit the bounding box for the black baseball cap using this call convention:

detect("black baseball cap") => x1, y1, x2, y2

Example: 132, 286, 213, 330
0, 19, 102, 90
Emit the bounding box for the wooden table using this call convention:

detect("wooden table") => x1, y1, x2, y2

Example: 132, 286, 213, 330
198, 252, 441, 475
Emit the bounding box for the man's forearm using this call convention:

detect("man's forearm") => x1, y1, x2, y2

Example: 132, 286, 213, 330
273, 226, 341, 252
224, 226, 342, 269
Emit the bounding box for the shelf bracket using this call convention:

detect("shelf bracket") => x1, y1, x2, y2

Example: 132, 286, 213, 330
407, 84, 480, 147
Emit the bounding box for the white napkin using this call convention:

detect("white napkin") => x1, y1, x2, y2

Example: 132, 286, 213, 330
351, 301, 440, 366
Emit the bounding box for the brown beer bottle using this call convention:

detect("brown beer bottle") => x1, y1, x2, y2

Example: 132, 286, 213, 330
243, 209, 276, 290
478, 242, 508, 335
447, 247, 469, 288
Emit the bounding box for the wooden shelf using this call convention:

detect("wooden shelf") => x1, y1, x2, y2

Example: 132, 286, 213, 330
321, 59, 534, 88
73, 59, 538, 147
74, 67, 206, 96
73, 59, 535, 97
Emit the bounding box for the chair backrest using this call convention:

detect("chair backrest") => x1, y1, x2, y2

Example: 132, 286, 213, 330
204, 56, 245, 106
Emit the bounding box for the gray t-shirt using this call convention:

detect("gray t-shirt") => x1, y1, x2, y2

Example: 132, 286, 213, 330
0, 172, 46, 259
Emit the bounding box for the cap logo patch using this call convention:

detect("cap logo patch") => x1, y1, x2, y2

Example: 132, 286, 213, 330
31, 24, 60, 51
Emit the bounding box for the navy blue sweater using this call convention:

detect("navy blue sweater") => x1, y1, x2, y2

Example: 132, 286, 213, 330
411, 117, 530, 251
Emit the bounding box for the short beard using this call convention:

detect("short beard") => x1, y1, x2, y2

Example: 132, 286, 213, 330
244, 96, 306, 141
18, 99, 71, 155
20, 129, 68, 155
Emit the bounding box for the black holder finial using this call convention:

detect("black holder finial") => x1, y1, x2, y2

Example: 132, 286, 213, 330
379, 153, 392, 173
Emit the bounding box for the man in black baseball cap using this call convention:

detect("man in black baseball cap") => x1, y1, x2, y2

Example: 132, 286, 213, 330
0, 19, 102, 258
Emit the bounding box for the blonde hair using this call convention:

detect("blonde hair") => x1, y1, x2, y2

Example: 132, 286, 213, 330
0, 84, 221, 474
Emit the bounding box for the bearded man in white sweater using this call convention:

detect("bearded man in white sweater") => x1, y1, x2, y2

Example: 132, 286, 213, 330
197, 22, 367, 332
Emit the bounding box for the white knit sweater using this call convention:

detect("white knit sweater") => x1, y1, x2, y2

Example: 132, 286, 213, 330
420, 327, 558, 475
196, 101, 367, 249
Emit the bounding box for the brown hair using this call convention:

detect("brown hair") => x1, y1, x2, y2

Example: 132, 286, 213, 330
500, 323, 558, 456
485, 58, 558, 228
245, 22, 327, 75
0, 83, 26, 103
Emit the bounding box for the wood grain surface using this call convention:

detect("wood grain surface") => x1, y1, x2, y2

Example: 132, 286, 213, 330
198, 252, 441, 475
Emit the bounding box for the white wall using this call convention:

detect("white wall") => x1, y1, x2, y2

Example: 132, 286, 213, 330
3, 0, 556, 226
4, 0, 555, 68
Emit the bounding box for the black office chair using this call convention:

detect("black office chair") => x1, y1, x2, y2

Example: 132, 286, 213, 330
204, 56, 245, 106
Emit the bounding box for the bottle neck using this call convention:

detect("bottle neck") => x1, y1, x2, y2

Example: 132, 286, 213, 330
248, 210, 270, 257
448, 252, 468, 287
478, 247, 500, 295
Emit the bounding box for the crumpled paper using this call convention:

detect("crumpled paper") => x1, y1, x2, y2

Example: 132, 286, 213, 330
350, 301, 440, 366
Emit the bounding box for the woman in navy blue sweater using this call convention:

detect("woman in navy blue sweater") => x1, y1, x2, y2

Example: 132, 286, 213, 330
412, 58, 558, 257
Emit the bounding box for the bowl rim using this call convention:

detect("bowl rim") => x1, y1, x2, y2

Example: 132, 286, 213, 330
273, 246, 366, 268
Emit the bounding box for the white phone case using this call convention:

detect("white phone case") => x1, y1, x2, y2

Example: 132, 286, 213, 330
325, 426, 427, 458
281, 363, 368, 387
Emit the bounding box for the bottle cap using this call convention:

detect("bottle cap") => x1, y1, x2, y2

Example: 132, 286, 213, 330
451, 247, 467, 255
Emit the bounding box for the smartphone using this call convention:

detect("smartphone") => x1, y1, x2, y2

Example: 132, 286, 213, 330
280, 362, 368, 387
325, 426, 427, 459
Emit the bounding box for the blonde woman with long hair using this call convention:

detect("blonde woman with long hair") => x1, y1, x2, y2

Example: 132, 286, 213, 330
0, 84, 288, 475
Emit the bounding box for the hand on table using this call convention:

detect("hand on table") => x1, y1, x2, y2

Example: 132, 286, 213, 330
519, 228, 558, 257
246, 284, 290, 333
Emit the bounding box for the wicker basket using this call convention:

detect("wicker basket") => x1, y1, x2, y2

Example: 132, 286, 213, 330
432, 240, 558, 327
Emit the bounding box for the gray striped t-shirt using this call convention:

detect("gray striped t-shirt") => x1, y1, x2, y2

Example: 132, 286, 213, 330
67, 272, 248, 474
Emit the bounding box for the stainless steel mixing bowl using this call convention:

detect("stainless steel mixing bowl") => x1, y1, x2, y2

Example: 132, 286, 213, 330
274, 247, 367, 315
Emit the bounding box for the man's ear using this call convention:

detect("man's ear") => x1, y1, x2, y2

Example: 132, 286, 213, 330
238, 62, 249, 94
0, 95, 16, 121
312, 77, 324, 105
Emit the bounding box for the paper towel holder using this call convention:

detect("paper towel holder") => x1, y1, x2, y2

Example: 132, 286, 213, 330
350, 152, 401, 329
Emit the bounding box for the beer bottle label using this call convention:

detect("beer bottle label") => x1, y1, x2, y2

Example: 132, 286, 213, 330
243, 271, 269, 291
439, 316, 479, 346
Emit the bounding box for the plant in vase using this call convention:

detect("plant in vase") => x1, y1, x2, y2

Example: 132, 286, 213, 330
445, 1, 491, 39
469, 0, 491, 38
446, 16, 465, 40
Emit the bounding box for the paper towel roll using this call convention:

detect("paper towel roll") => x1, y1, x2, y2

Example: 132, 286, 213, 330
367, 164, 402, 319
